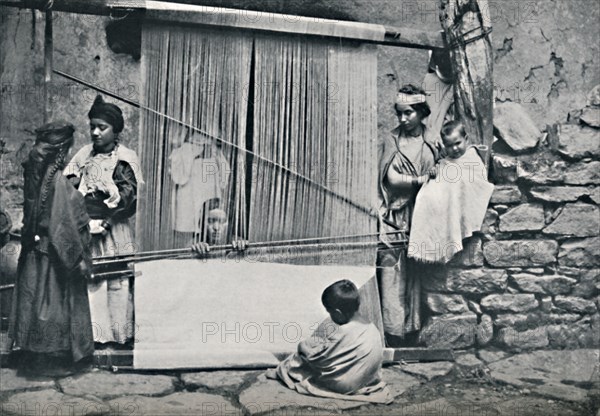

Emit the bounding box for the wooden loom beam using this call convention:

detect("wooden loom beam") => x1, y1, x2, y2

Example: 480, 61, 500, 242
0, 0, 444, 49
438, 0, 494, 163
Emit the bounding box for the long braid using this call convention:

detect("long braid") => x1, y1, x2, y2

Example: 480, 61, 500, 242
39, 147, 67, 213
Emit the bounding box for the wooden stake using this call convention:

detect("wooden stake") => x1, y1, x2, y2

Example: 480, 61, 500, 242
43, 9, 52, 123
439, 0, 494, 164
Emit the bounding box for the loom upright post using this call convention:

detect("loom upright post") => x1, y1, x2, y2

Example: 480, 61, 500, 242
43, 9, 53, 123
438, 0, 494, 165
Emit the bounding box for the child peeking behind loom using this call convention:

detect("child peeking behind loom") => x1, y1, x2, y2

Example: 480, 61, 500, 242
408, 120, 494, 264
267, 280, 393, 404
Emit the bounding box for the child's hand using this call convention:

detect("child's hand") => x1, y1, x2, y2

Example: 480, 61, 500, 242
232, 239, 248, 251
192, 242, 210, 256
428, 166, 438, 179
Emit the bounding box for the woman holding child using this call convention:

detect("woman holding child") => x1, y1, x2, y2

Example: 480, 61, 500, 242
377, 84, 439, 347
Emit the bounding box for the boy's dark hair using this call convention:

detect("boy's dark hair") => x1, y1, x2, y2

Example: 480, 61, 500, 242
397, 84, 431, 119
440, 120, 467, 140
321, 280, 360, 317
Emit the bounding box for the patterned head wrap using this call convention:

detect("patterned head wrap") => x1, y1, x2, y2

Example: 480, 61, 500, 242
88, 95, 124, 133
34, 120, 75, 147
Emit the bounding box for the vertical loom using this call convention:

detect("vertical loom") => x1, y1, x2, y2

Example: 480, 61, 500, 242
133, 19, 385, 366
137, 25, 379, 268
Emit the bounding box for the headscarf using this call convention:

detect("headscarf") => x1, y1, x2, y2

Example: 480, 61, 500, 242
88, 95, 124, 133
35, 120, 75, 147
395, 92, 427, 106
26, 121, 75, 166
395, 84, 432, 119
23, 121, 76, 224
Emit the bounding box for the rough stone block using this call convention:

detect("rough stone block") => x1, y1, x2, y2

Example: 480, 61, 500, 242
494, 102, 541, 152
1, 390, 110, 416
518, 160, 566, 185
483, 240, 558, 267
494, 312, 580, 330
476, 314, 493, 346
589, 84, 600, 106
455, 353, 484, 368
424, 268, 508, 294
491, 154, 518, 183
529, 186, 590, 202
525, 268, 546, 275
493, 313, 530, 328
418, 313, 477, 349
426, 294, 469, 314
0, 368, 54, 392
491, 185, 521, 204
591, 187, 600, 204
448, 236, 484, 267
497, 326, 549, 350
558, 237, 600, 268
181, 370, 260, 392
480, 208, 498, 234
499, 204, 545, 232
488, 350, 600, 402
58, 372, 177, 399
564, 161, 600, 185
554, 296, 598, 314
543, 202, 600, 237
477, 349, 509, 364
400, 362, 454, 381
556, 124, 600, 160
580, 106, 600, 128
547, 317, 600, 348
108, 393, 239, 416
571, 269, 600, 298
480, 294, 538, 313
511, 273, 577, 295
540, 296, 553, 313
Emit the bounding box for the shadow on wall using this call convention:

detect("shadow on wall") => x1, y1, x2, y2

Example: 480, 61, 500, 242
105, 15, 141, 61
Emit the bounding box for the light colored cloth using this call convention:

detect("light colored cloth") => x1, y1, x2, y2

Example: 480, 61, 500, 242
377, 128, 437, 337
269, 318, 392, 404
409, 146, 494, 263
133, 259, 376, 369
169, 142, 230, 232
88, 220, 135, 343
65, 144, 144, 209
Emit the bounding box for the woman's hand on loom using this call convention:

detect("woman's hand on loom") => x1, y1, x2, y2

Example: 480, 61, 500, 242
232, 239, 248, 252
77, 259, 92, 280
192, 242, 211, 257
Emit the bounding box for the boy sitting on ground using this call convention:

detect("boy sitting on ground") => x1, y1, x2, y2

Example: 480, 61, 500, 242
408, 120, 494, 263
267, 279, 392, 403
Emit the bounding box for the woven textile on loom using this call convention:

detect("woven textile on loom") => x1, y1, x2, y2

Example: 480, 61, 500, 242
134, 23, 380, 369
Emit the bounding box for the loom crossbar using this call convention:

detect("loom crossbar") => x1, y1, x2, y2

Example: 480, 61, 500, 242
0, 0, 444, 49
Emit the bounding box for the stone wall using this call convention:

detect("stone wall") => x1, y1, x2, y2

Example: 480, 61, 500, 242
418, 114, 600, 352
0, 8, 140, 227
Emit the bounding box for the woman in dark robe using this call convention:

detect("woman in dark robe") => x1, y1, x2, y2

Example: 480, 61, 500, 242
9, 121, 94, 373
378, 84, 439, 347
